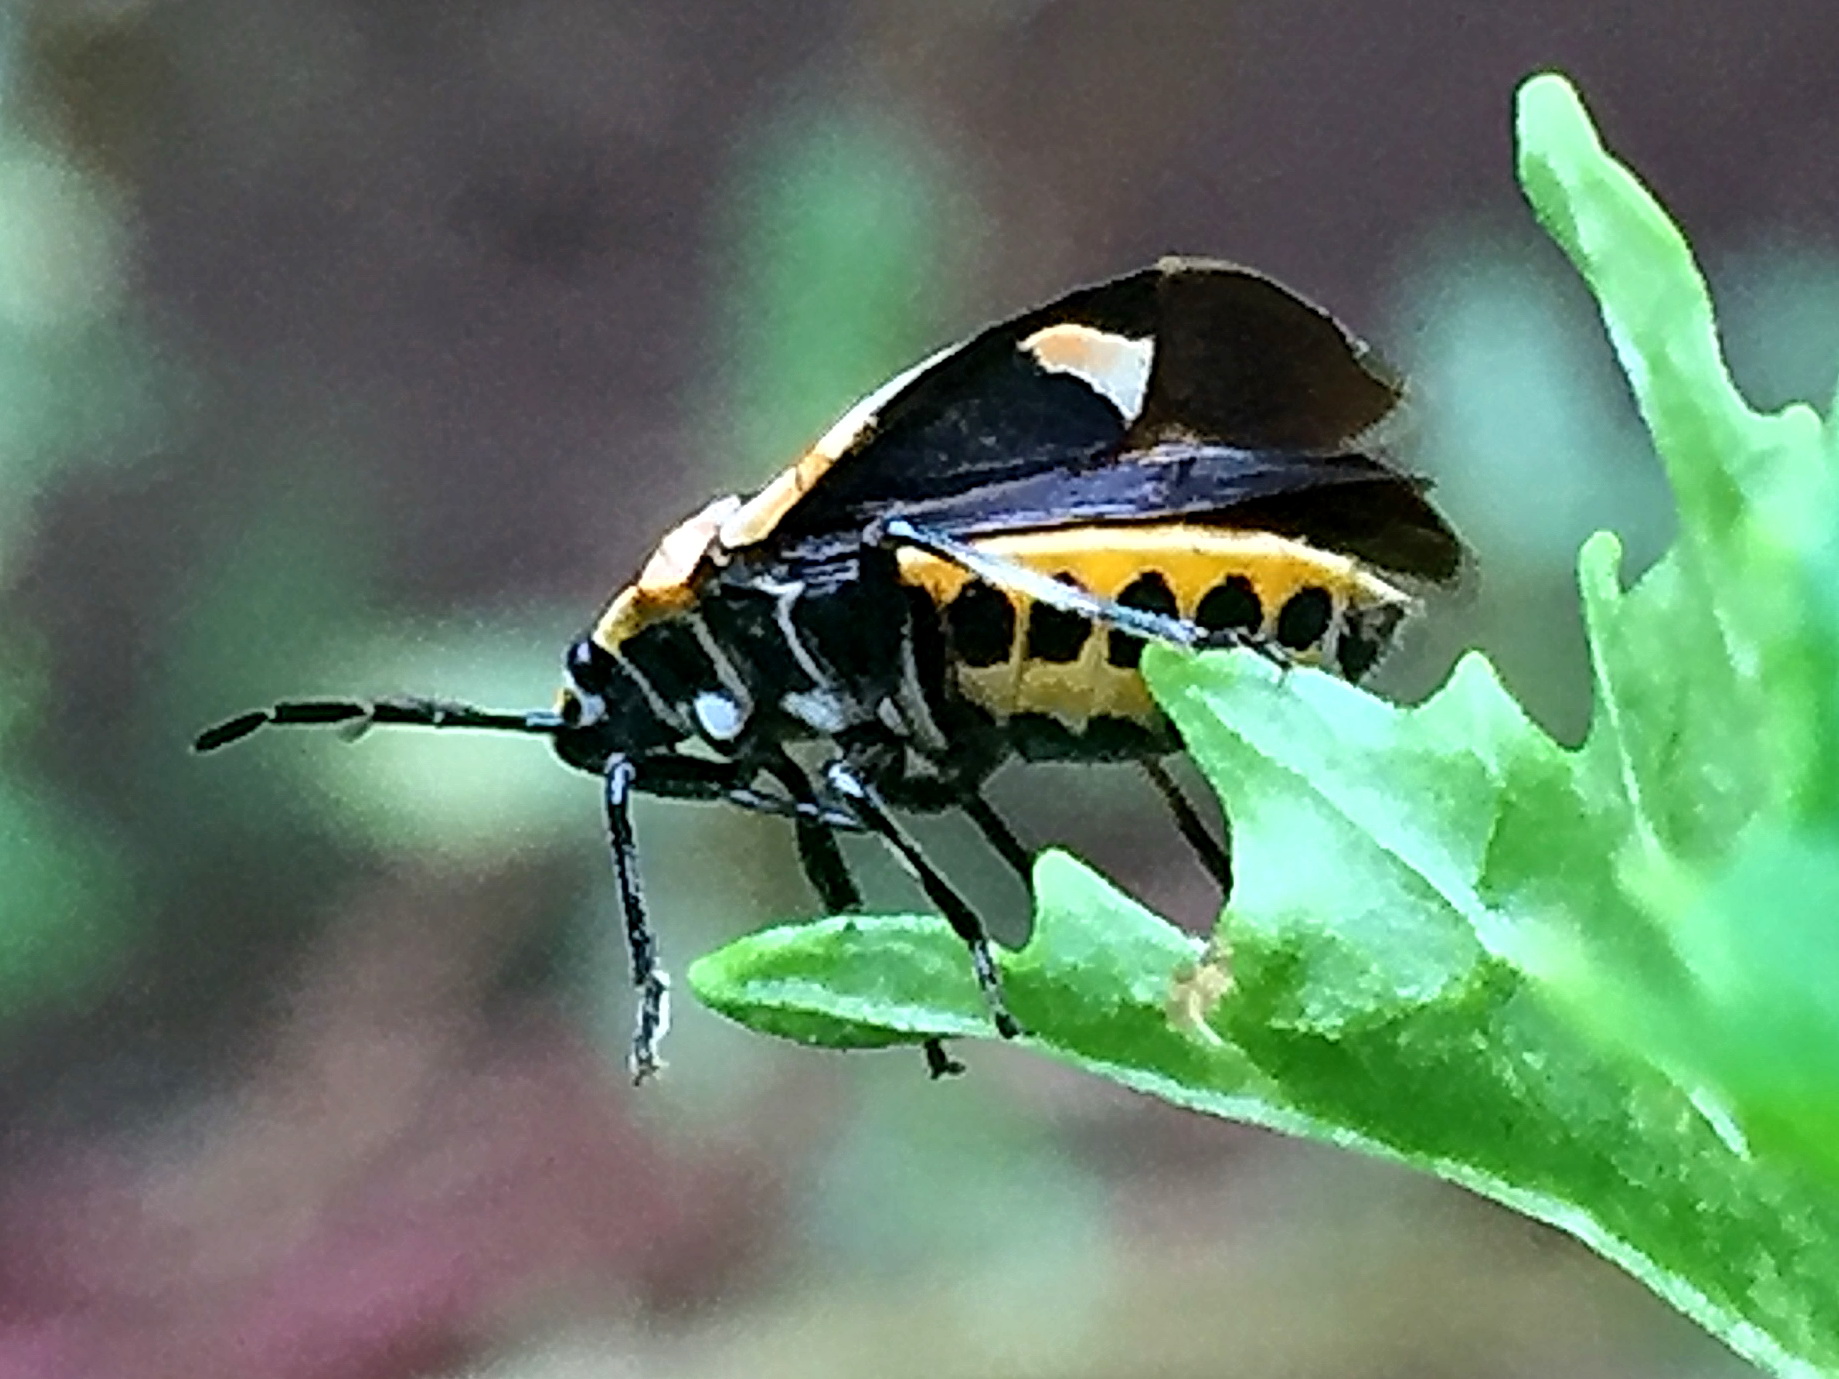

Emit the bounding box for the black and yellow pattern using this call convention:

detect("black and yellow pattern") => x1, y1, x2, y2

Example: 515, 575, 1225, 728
900, 524, 1411, 734
196, 258, 1464, 1079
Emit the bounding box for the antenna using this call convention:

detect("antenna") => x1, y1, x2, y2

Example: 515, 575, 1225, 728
193, 699, 565, 753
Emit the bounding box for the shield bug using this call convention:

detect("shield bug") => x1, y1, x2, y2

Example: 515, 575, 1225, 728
196, 258, 1462, 1080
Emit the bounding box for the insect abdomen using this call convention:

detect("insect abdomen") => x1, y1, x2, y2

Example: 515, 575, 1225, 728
897, 524, 1412, 759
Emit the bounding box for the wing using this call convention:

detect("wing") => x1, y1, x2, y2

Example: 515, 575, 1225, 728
718, 258, 1461, 583
878, 442, 1460, 582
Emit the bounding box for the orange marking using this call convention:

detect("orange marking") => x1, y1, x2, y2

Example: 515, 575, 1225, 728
719, 344, 957, 550
594, 495, 741, 647
716, 451, 832, 552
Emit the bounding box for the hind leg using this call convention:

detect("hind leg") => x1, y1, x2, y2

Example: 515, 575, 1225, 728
1141, 757, 1232, 899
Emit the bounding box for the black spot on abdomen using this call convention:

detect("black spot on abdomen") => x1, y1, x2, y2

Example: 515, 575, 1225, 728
1276, 586, 1333, 650
1337, 601, 1405, 681
1338, 626, 1382, 679
1107, 572, 1179, 669
1195, 576, 1262, 635
1026, 576, 1091, 663
946, 580, 1016, 668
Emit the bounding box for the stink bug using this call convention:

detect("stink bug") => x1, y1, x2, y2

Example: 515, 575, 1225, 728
196, 257, 1463, 1080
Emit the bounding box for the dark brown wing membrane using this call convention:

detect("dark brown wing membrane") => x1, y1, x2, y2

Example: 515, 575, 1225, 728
757, 259, 1456, 581
875, 441, 1462, 584
1128, 259, 1402, 452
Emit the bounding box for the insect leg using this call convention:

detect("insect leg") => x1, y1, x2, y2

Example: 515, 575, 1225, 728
1141, 758, 1233, 899
960, 793, 1033, 887
934, 790, 1028, 1079
823, 758, 1021, 1040
922, 788, 1029, 1072
818, 736, 978, 1075
193, 698, 565, 752
849, 738, 1029, 885
604, 755, 670, 1083
923, 1038, 967, 1079
875, 518, 1291, 666
760, 754, 864, 913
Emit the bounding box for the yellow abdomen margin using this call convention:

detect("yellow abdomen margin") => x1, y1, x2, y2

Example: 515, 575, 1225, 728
897, 524, 1413, 735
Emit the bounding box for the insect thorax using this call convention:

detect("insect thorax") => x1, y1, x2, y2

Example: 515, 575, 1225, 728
572, 546, 917, 764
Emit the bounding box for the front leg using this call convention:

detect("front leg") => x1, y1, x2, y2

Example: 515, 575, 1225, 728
603, 755, 670, 1083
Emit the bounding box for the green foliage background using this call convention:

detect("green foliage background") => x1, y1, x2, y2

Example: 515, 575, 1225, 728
6, 2, 1835, 1369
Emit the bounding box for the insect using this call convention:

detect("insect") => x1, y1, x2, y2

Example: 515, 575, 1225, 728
196, 258, 1463, 1081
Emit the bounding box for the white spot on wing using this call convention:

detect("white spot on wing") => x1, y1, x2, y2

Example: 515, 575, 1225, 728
1022, 324, 1153, 421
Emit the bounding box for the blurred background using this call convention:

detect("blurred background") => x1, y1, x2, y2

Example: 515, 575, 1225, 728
1, 2, 1835, 1375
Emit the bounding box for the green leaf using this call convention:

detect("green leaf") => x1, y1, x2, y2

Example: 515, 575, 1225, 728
692, 852, 1283, 1106
690, 72, 1839, 1377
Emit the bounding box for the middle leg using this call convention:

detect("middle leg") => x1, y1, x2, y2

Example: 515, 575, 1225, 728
822, 757, 1022, 1040
1142, 757, 1233, 899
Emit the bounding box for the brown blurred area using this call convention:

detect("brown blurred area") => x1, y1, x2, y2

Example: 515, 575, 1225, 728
0, 1, 1830, 1375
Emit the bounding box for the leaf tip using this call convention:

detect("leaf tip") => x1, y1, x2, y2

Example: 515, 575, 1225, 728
1513, 71, 1599, 251
1577, 527, 1627, 587
1514, 71, 1593, 147
684, 945, 738, 1012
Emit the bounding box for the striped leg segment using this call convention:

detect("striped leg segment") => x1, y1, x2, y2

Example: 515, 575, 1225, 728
604, 755, 670, 1083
